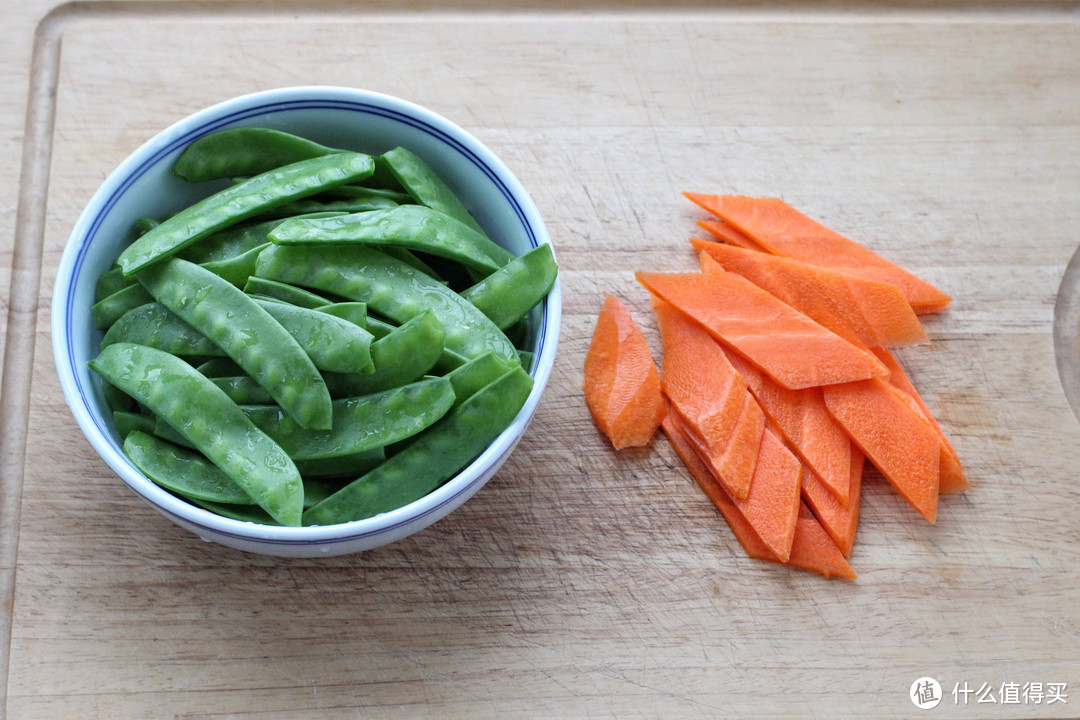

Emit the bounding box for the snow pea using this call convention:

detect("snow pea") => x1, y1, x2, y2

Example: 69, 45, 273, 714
268, 205, 511, 276
89, 343, 303, 526
209, 376, 274, 405
176, 213, 343, 265
92, 283, 154, 330
380, 146, 487, 237
443, 352, 517, 407
302, 365, 533, 526
113, 410, 155, 438
321, 309, 444, 398
173, 127, 340, 183
195, 357, 244, 377
295, 449, 385, 480
461, 243, 558, 330
137, 258, 332, 430
101, 302, 225, 356
242, 376, 455, 461
324, 184, 413, 204
95, 266, 136, 302
199, 241, 268, 288
259, 195, 398, 219
117, 152, 375, 274
252, 297, 374, 375
243, 276, 330, 308
124, 430, 252, 504
316, 302, 368, 328
255, 244, 519, 368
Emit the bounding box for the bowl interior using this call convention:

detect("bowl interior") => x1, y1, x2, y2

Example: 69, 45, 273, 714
54, 88, 560, 553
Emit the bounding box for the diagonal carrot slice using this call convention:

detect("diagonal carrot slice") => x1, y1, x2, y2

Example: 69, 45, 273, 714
651, 294, 747, 465
724, 349, 853, 507
871, 347, 969, 495
697, 219, 766, 251
691, 238, 927, 349
664, 415, 854, 579
583, 294, 665, 450
684, 193, 951, 315
801, 446, 864, 557
823, 378, 940, 523
637, 255, 889, 390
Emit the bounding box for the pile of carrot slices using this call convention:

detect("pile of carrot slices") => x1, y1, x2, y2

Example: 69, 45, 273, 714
583, 194, 967, 580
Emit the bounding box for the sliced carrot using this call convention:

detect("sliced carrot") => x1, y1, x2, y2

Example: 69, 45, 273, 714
823, 378, 940, 523
690, 238, 927, 349
664, 416, 854, 579
651, 294, 748, 471
788, 504, 858, 580
697, 219, 766, 251
872, 347, 969, 494
637, 255, 889, 390
683, 193, 952, 314
583, 294, 665, 450
801, 447, 864, 557
724, 349, 852, 507
714, 391, 767, 499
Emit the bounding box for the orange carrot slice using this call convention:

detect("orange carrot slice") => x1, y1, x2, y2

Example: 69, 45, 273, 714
583, 294, 665, 450
801, 447, 864, 557
664, 416, 854, 579
697, 219, 766, 251
823, 378, 940, 523
684, 193, 952, 314
691, 238, 927, 349
714, 391, 767, 499
637, 255, 889, 390
651, 295, 748, 470
724, 349, 853, 507
872, 347, 969, 494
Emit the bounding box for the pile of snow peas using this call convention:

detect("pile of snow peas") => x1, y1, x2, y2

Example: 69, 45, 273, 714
90, 128, 557, 527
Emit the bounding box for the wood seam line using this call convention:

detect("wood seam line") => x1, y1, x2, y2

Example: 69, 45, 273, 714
0, 7, 68, 718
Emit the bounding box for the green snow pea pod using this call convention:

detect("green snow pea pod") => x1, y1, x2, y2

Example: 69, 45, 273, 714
113, 410, 156, 438
191, 499, 277, 525
320, 309, 444, 398
173, 127, 340, 183
242, 376, 454, 461
295, 449, 385, 481
89, 343, 303, 526
118, 152, 374, 274
443, 352, 517, 407
324, 184, 413, 204
316, 302, 368, 328
380, 146, 488, 238
209, 376, 274, 405
243, 276, 330, 308
101, 302, 225, 357
95, 266, 136, 302
258, 195, 398, 219
255, 244, 518, 368
461, 243, 558, 330
92, 283, 154, 330
104, 380, 137, 413
124, 430, 252, 504
268, 205, 510, 276
199, 241, 269, 288
137, 258, 332, 430
195, 357, 245, 377
176, 213, 343, 265
302, 365, 533, 526
252, 297, 375, 375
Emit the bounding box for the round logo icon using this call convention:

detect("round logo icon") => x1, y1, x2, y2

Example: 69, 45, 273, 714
910, 677, 943, 709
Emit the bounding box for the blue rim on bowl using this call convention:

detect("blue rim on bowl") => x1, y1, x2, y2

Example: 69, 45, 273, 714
52, 86, 561, 555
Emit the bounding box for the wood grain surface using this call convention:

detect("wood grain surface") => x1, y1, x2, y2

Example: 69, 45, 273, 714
3, 3, 1080, 718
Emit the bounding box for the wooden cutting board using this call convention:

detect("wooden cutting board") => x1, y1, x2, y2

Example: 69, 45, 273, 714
3, 3, 1080, 718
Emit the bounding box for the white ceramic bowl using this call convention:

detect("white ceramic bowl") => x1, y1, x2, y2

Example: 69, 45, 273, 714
52, 86, 560, 557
